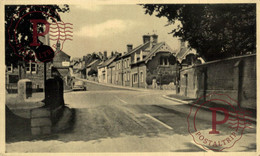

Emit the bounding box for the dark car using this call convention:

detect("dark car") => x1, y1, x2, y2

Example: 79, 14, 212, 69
72, 80, 86, 91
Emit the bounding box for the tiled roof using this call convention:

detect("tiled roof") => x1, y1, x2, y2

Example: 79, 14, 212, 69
131, 42, 177, 65
98, 55, 118, 68
86, 60, 100, 68
108, 61, 116, 68
120, 41, 150, 58
176, 47, 197, 62
143, 42, 165, 62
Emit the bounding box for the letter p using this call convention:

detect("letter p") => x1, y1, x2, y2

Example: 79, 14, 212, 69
30, 19, 50, 46
209, 107, 229, 134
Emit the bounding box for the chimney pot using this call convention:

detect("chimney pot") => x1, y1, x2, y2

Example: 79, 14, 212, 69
151, 34, 158, 44
143, 35, 151, 44
103, 51, 107, 59
127, 44, 133, 53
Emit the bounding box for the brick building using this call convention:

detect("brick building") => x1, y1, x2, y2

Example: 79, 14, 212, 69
130, 34, 178, 88
6, 42, 71, 92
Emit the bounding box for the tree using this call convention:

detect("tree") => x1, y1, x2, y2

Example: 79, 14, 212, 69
5, 5, 70, 66
142, 4, 256, 61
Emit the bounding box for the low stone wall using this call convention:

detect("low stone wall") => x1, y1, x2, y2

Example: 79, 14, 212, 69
30, 108, 52, 135
147, 82, 176, 90
30, 106, 73, 135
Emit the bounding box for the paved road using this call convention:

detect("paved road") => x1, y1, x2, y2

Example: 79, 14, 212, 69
6, 81, 256, 152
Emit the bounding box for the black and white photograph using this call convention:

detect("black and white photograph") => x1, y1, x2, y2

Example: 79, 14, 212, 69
2, 1, 257, 154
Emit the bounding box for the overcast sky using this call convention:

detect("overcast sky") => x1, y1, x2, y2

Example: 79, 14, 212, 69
57, 4, 181, 58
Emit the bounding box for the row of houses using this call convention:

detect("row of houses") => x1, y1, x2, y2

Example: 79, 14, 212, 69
86, 34, 203, 89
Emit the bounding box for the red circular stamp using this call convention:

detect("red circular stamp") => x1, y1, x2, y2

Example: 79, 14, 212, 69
8, 5, 73, 63
187, 93, 253, 151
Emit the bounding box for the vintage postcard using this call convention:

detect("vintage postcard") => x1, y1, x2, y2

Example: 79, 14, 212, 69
1, 0, 258, 155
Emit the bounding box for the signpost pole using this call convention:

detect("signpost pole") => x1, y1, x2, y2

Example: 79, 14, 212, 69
44, 62, 47, 100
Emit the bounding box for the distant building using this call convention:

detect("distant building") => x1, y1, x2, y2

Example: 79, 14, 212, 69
71, 58, 85, 78
97, 54, 120, 83
51, 42, 72, 88
86, 59, 101, 81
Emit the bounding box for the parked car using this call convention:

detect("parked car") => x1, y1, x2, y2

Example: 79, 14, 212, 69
72, 80, 86, 91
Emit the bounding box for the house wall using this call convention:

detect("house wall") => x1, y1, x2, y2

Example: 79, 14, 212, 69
179, 54, 256, 109
131, 64, 147, 88
6, 62, 52, 92
52, 51, 70, 67
122, 56, 131, 86
146, 52, 178, 88
115, 59, 123, 85
97, 66, 107, 83
107, 67, 113, 84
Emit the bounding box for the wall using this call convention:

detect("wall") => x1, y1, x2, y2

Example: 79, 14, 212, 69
131, 64, 147, 88
122, 56, 131, 86
52, 51, 70, 67
97, 66, 107, 83
115, 59, 123, 85
179, 54, 256, 109
146, 52, 178, 86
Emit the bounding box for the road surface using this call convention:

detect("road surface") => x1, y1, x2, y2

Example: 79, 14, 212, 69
6, 81, 256, 152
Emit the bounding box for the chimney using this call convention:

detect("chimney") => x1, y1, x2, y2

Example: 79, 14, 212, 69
143, 35, 151, 44
127, 44, 133, 53
103, 51, 107, 59
56, 41, 60, 52
111, 51, 114, 57
151, 34, 158, 44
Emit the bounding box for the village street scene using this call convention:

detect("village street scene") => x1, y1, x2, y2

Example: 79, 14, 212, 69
4, 3, 256, 153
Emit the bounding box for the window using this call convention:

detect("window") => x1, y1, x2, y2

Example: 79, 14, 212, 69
31, 63, 37, 73
140, 72, 143, 82
103, 73, 105, 80
25, 63, 30, 73
160, 57, 169, 66
25, 62, 37, 74
127, 72, 130, 81
6, 65, 13, 72
133, 73, 138, 83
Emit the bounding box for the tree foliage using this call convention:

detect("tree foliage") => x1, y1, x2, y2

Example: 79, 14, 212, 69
142, 4, 256, 61
5, 5, 70, 66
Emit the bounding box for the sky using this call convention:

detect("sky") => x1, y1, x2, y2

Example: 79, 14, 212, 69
56, 4, 181, 58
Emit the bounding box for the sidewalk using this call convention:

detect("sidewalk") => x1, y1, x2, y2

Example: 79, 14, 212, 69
163, 94, 256, 123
